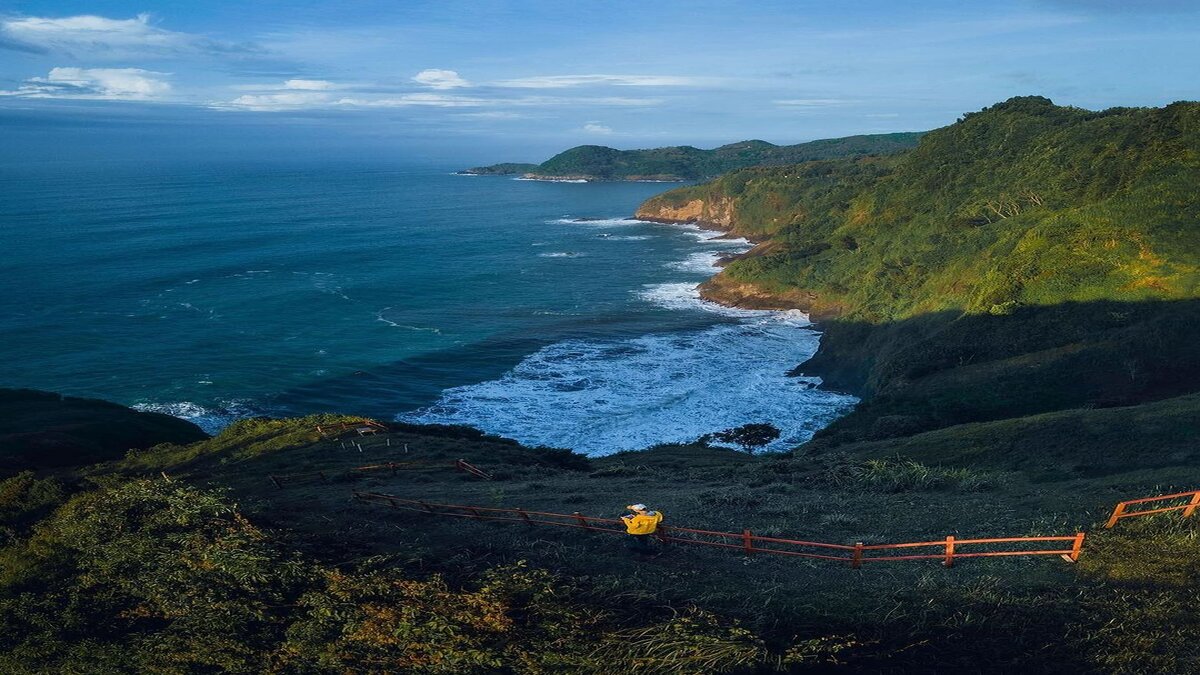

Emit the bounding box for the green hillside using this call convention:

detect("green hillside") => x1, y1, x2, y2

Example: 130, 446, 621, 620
637, 96, 1200, 448
460, 132, 924, 180
3, 411, 1198, 672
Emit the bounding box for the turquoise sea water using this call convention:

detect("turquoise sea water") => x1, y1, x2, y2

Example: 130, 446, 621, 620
1, 161, 855, 454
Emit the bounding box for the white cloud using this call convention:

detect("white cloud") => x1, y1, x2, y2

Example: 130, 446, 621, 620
284, 79, 334, 91
214, 83, 664, 112
494, 74, 705, 88
338, 93, 487, 107
412, 69, 470, 89
225, 91, 331, 111
582, 121, 614, 134
333, 94, 661, 109
215, 79, 341, 110
455, 111, 531, 120
773, 98, 852, 107
0, 67, 171, 100
229, 79, 338, 92
0, 13, 255, 58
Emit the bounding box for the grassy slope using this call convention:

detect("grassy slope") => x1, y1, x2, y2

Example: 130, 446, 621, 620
467, 132, 923, 181
24, 416, 1192, 672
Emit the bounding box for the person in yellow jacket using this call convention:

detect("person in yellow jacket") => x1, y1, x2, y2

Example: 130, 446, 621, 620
621, 503, 663, 555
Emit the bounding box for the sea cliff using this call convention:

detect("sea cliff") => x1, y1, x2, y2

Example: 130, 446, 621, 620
634, 96, 1200, 453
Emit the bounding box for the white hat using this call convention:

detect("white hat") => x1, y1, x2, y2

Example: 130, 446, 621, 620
629, 503, 648, 512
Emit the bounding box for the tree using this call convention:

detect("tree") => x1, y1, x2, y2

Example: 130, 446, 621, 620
710, 423, 781, 454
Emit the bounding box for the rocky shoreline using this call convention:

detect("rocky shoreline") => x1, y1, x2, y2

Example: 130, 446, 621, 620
633, 202, 844, 320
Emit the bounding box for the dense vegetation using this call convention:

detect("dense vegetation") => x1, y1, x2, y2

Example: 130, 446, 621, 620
457, 162, 539, 175
637, 97, 1200, 453
642, 97, 1199, 318
461, 133, 923, 180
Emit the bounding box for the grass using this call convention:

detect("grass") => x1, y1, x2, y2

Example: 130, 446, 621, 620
814, 457, 1002, 492
11, 413, 1196, 671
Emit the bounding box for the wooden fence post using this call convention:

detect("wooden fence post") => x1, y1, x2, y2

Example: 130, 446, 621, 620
943, 536, 955, 567
1183, 492, 1200, 519
656, 526, 669, 545
418, 500, 435, 514
743, 529, 754, 556
573, 511, 591, 530
1105, 502, 1127, 529
386, 497, 399, 509
517, 508, 533, 526
852, 542, 863, 569
1068, 532, 1085, 562
467, 507, 484, 520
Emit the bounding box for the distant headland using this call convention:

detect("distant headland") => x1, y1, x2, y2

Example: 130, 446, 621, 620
459, 132, 924, 182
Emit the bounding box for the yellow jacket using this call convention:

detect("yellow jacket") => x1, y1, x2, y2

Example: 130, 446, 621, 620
622, 511, 663, 535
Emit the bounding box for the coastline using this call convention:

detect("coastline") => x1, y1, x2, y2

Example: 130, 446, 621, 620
456, 171, 688, 183
632, 209, 844, 322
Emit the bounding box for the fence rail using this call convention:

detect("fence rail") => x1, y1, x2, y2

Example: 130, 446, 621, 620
352, 492, 1084, 568
316, 419, 390, 437
1105, 489, 1200, 528
270, 458, 491, 488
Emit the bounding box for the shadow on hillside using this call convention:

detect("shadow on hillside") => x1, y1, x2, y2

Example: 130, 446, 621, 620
795, 298, 1200, 447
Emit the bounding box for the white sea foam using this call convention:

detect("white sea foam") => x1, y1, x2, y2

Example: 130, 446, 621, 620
666, 251, 722, 274
550, 217, 655, 228
635, 282, 800, 321
376, 308, 442, 333
133, 399, 255, 435
516, 177, 588, 183
401, 318, 855, 455
670, 223, 752, 249
539, 251, 585, 258
600, 234, 652, 241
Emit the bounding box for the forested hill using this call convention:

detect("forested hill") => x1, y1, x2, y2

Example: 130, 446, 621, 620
639, 96, 1200, 320
459, 132, 924, 180
637, 96, 1200, 460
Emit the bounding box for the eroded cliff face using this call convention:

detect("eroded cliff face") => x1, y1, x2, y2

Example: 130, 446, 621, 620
635, 196, 737, 231
698, 275, 844, 319
637, 192, 839, 314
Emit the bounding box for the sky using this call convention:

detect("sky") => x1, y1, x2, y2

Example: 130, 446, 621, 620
0, 0, 1197, 164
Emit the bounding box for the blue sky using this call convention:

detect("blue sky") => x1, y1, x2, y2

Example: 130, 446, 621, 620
0, 1, 1197, 163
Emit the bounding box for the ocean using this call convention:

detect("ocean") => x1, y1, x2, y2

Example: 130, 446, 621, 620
0, 161, 856, 454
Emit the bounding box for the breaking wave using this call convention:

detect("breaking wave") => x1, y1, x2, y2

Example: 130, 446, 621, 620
400, 316, 856, 455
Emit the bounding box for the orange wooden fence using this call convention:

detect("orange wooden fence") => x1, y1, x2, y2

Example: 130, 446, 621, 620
351, 492, 1084, 567
1105, 489, 1200, 528
270, 458, 491, 488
